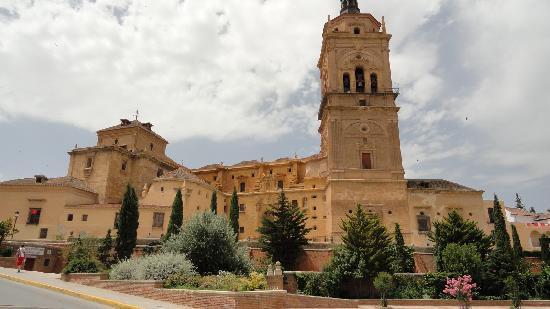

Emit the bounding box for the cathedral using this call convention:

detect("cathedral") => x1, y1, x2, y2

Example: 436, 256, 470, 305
0, 1, 499, 249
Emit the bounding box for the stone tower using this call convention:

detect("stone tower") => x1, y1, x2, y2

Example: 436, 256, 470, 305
319, 1, 409, 240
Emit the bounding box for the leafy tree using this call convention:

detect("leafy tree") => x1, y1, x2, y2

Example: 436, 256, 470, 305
429, 211, 491, 270
391, 223, 415, 273
511, 225, 523, 260
483, 194, 516, 297
115, 184, 140, 261
441, 243, 482, 280
373, 272, 393, 307
0, 218, 17, 247
164, 189, 184, 241
541, 235, 550, 266
63, 237, 101, 274
163, 212, 250, 275
210, 191, 217, 214
515, 193, 525, 210
322, 205, 393, 297
229, 188, 239, 237
97, 229, 115, 268
258, 191, 311, 270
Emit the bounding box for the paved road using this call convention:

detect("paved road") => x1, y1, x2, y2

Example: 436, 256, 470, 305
0, 278, 111, 309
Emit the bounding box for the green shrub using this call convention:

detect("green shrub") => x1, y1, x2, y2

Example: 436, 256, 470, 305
163, 212, 251, 275
295, 272, 326, 296
424, 272, 459, 299
142, 241, 162, 256
538, 266, 550, 299
0, 246, 14, 257
505, 276, 521, 309
110, 252, 196, 281
441, 243, 482, 279
165, 272, 266, 291
374, 272, 393, 307
391, 274, 426, 299
63, 258, 100, 274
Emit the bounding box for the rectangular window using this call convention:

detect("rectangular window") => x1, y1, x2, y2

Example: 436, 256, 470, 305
86, 157, 93, 168
153, 212, 164, 228
44, 258, 50, 267
114, 213, 120, 229
239, 204, 246, 212
39, 228, 48, 239
359, 99, 367, 106
291, 200, 298, 207
239, 227, 245, 234
82, 214, 88, 222
362, 153, 373, 169
27, 208, 42, 225
121, 161, 127, 171
488, 208, 495, 224
213, 176, 217, 181
67, 214, 73, 221
240, 182, 246, 193
277, 180, 284, 189
417, 215, 431, 232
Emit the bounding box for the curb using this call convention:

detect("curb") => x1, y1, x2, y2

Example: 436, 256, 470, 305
0, 272, 140, 309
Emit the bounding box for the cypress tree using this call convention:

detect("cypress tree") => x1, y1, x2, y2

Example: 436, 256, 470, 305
164, 189, 184, 241
115, 184, 140, 261
511, 225, 523, 259
483, 194, 515, 296
210, 191, 217, 214
515, 193, 525, 210
97, 229, 114, 268
258, 191, 311, 270
391, 223, 415, 273
229, 188, 239, 237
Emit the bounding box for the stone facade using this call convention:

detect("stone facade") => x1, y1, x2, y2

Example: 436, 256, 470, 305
0, 3, 522, 251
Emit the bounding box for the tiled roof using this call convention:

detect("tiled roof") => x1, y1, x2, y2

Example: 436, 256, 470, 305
158, 167, 212, 188
0, 176, 97, 193
406, 179, 479, 192
506, 207, 550, 220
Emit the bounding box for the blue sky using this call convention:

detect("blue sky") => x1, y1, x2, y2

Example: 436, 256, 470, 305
1, 0, 549, 211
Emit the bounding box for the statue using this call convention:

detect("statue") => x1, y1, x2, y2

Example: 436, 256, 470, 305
340, 0, 360, 14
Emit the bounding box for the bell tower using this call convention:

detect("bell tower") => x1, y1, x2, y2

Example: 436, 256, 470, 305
319, 1, 409, 241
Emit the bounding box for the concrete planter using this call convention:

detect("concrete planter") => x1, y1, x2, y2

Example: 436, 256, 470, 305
61, 272, 108, 282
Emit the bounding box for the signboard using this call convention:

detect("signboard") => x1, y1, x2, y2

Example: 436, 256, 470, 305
25, 247, 45, 258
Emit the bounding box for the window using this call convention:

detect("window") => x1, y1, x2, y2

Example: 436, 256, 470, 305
313, 226, 318, 231
240, 182, 246, 193
214, 176, 217, 181
224, 205, 228, 213
313, 206, 317, 211
343, 73, 351, 93
277, 180, 284, 189
239, 227, 245, 234
288, 168, 292, 173
114, 138, 119, 145
160, 187, 164, 192
251, 173, 255, 177
232, 175, 235, 179
82, 214, 88, 222
362, 153, 373, 170
531, 231, 542, 247
44, 258, 50, 267
417, 213, 431, 232
39, 228, 48, 239
370, 73, 378, 93
153, 212, 164, 228
27, 208, 41, 225
355, 68, 365, 92
121, 161, 127, 171
114, 213, 120, 229
86, 157, 93, 168
291, 200, 298, 207
157, 169, 164, 177
349, 209, 353, 214
312, 185, 316, 189
359, 99, 367, 106
488, 208, 495, 224
67, 214, 74, 221
269, 169, 273, 175
354, 27, 360, 34
150, 143, 154, 151
239, 204, 246, 212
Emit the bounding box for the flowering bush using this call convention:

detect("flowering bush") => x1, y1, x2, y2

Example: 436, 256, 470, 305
443, 275, 477, 308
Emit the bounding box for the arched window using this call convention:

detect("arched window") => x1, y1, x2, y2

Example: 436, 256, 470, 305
355, 68, 365, 92
343, 73, 351, 93
531, 231, 541, 247
354, 27, 360, 34
370, 73, 378, 93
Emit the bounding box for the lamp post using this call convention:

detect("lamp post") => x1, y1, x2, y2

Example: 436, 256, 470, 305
11, 211, 19, 239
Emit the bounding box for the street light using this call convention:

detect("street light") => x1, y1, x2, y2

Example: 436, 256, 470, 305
11, 211, 19, 239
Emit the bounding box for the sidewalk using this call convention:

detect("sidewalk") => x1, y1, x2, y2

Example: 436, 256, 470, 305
0, 267, 186, 309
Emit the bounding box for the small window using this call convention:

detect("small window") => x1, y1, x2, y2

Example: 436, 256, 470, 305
312, 185, 316, 189
343, 73, 351, 93
291, 200, 298, 207
349, 210, 353, 214
240, 182, 246, 193
239, 204, 246, 212
354, 27, 360, 34
214, 176, 217, 181
114, 138, 119, 145
288, 168, 292, 173
67, 214, 74, 221
313, 206, 317, 211
312, 216, 317, 220
121, 161, 127, 171
153, 212, 164, 228
39, 228, 48, 239
313, 226, 318, 231
251, 173, 255, 177
417, 214, 431, 232
224, 206, 228, 213
232, 175, 235, 179
27, 208, 42, 225
150, 143, 154, 151
114, 213, 120, 228
277, 180, 284, 189
160, 187, 164, 192
157, 169, 164, 177
312, 195, 317, 199
359, 99, 367, 107
362, 153, 373, 169
86, 157, 93, 168
43, 258, 50, 267
355, 67, 365, 93
269, 169, 273, 175
239, 227, 245, 234
370, 73, 378, 94
196, 206, 200, 210
82, 214, 88, 222
488, 208, 495, 224
388, 211, 392, 215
